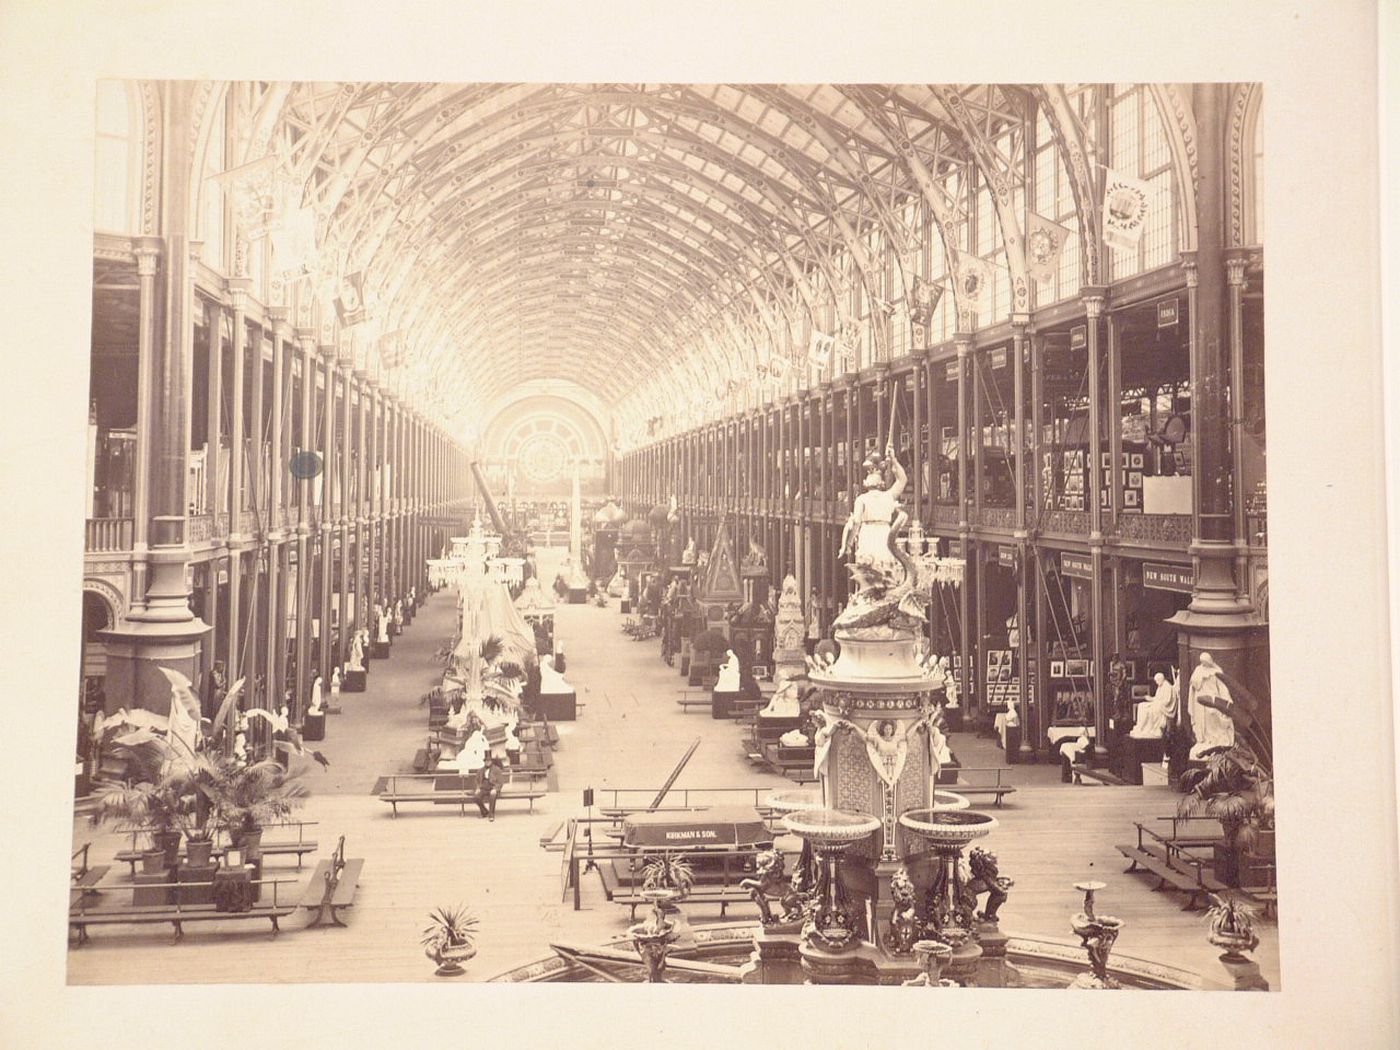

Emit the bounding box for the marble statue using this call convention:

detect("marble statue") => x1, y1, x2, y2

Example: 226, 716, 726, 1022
1132, 670, 1180, 739
715, 650, 741, 693
607, 567, 628, 598
759, 675, 801, 718
940, 656, 960, 708
308, 676, 324, 714
393, 601, 404, 627
840, 443, 908, 577
805, 591, 822, 646
681, 538, 696, 565
1060, 732, 1092, 766
441, 729, 487, 773
1187, 653, 1236, 758
810, 709, 841, 805
330, 668, 342, 701
778, 727, 810, 747
859, 718, 920, 789
377, 610, 390, 644
540, 655, 572, 694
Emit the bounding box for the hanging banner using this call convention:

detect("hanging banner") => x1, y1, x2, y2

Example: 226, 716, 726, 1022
334, 270, 368, 327
1026, 212, 1072, 284
808, 329, 835, 372
909, 274, 944, 326
1060, 551, 1094, 580
1101, 167, 1153, 253
1142, 561, 1194, 593
954, 251, 994, 316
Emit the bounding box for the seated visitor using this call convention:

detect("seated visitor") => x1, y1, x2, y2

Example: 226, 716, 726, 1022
476, 757, 509, 821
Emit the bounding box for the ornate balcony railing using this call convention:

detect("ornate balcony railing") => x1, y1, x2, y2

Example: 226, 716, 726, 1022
84, 518, 132, 553
975, 507, 1017, 529
1114, 512, 1194, 546
1039, 510, 1089, 536
931, 504, 959, 526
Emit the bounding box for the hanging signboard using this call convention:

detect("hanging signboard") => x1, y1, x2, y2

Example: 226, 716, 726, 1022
945, 360, 960, 381
1157, 298, 1180, 328
987, 347, 1008, 370
946, 538, 964, 558
1142, 561, 1194, 593
1069, 325, 1087, 350
1060, 551, 1094, 580
997, 544, 1017, 568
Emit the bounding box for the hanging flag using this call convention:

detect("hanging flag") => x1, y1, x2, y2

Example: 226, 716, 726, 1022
335, 271, 368, 327
1101, 168, 1153, 253
954, 251, 994, 316
1025, 212, 1073, 284
909, 275, 944, 326
807, 329, 834, 372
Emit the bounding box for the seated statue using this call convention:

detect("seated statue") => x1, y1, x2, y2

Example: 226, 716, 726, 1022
1188, 653, 1236, 758
714, 649, 740, 693
1132, 670, 1180, 739
778, 727, 810, 748
539, 655, 572, 694
759, 676, 801, 719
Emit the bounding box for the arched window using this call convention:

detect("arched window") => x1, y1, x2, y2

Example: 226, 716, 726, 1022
1032, 104, 1082, 306
94, 81, 138, 233
1106, 85, 1180, 280
199, 95, 227, 271
1249, 103, 1264, 245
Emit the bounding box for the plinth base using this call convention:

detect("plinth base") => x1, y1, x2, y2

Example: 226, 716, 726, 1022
371, 641, 390, 659
302, 712, 326, 742
537, 690, 577, 721
711, 690, 743, 719
343, 670, 367, 692
798, 937, 922, 986
567, 588, 588, 605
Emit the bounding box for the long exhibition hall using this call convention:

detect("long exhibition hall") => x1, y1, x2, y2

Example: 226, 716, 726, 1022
71, 81, 1273, 989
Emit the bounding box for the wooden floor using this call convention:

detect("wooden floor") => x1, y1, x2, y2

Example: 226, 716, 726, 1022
67, 580, 1280, 986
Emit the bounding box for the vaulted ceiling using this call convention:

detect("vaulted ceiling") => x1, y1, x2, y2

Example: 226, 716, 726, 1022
231, 82, 1054, 439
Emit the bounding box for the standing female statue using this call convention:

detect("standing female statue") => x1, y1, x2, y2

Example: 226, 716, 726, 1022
839, 444, 908, 578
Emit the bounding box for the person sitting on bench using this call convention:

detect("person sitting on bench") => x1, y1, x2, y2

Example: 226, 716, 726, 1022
476, 757, 509, 821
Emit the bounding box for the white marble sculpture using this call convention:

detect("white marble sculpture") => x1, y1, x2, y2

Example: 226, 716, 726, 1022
377, 610, 390, 644
715, 649, 740, 692
308, 676, 324, 714
1187, 653, 1236, 758
1132, 670, 1180, 739
441, 729, 488, 773
347, 634, 365, 671
540, 655, 572, 694
759, 675, 801, 719
778, 727, 810, 747
330, 668, 342, 701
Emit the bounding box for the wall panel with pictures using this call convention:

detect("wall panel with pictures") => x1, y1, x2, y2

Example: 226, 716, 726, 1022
983, 648, 1036, 712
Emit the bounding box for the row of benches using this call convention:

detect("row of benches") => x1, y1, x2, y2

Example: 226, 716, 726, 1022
112, 820, 321, 876
1115, 816, 1276, 915
70, 836, 364, 945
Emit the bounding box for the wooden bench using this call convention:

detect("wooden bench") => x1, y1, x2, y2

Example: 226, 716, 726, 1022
71, 843, 110, 904
115, 822, 320, 875
951, 768, 1018, 807
377, 773, 545, 816
69, 877, 297, 945
1115, 822, 1228, 910
596, 860, 758, 922
300, 835, 364, 929
1071, 764, 1128, 787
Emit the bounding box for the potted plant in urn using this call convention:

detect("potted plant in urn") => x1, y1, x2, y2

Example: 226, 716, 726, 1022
1203, 893, 1259, 956
1178, 744, 1275, 888
422, 905, 479, 977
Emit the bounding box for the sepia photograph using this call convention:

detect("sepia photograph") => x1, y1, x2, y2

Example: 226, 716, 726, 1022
0, 2, 1394, 1049
69, 74, 1278, 990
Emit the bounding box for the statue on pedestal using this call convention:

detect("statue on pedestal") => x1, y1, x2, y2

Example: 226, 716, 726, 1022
540, 655, 571, 694
1133, 669, 1180, 739
1187, 653, 1236, 758
681, 538, 697, 565
330, 668, 342, 702
715, 650, 740, 693
308, 676, 324, 715
347, 634, 365, 672
834, 445, 926, 635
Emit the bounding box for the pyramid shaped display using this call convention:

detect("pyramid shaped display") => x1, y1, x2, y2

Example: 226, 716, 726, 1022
701, 521, 743, 604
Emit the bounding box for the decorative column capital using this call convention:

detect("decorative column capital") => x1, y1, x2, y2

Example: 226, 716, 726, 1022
267, 306, 293, 340
133, 235, 163, 274
1081, 286, 1108, 318
1179, 250, 1200, 288
1225, 253, 1249, 288
318, 344, 338, 365
188, 239, 205, 264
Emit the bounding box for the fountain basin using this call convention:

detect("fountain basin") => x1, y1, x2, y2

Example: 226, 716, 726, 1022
899, 808, 998, 847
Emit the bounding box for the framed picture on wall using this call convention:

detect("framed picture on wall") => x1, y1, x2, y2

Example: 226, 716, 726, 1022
1131, 684, 1151, 699
1128, 470, 1143, 488
1121, 451, 1131, 469
1065, 658, 1089, 678
1124, 489, 1140, 508
1123, 660, 1138, 680
1049, 659, 1066, 678
1101, 452, 1113, 470
1130, 452, 1145, 469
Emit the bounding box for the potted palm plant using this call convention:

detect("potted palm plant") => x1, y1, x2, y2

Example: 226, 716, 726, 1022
1178, 744, 1275, 888
1203, 893, 1259, 956
202, 757, 309, 862
93, 771, 189, 871
422, 905, 479, 977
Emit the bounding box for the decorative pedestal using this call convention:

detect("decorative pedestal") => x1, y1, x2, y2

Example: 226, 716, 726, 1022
213, 867, 255, 913
133, 869, 172, 907
620, 599, 631, 615
711, 690, 743, 719
343, 670, 367, 692
371, 641, 390, 659
783, 809, 882, 955
567, 587, 588, 605
176, 860, 218, 906
538, 690, 577, 721
302, 711, 326, 742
